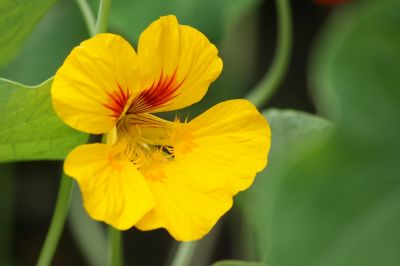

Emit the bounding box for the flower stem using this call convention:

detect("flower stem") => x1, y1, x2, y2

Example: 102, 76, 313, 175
246, 0, 293, 108
170, 241, 198, 266
94, 0, 112, 34
36, 173, 73, 266
108, 227, 123, 266
75, 0, 96, 36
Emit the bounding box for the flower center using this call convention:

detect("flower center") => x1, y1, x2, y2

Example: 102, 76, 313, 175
113, 116, 172, 171
110, 111, 195, 181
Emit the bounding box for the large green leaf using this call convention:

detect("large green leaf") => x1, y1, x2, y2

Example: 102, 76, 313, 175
265, 1, 400, 266
0, 78, 88, 162
0, 0, 57, 68
237, 109, 333, 260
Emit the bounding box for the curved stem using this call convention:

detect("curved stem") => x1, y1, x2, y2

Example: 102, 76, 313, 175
108, 227, 123, 266
75, 0, 96, 36
246, 0, 293, 108
170, 241, 198, 266
36, 173, 73, 266
94, 0, 112, 34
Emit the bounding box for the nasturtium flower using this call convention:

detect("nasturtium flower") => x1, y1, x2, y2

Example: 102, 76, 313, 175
52, 15, 271, 241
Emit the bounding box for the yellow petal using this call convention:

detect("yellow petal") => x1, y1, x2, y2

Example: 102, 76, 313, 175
64, 143, 154, 230
52, 33, 139, 134
136, 175, 233, 241
130, 15, 223, 113
172, 99, 271, 193
136, 99, 271, 240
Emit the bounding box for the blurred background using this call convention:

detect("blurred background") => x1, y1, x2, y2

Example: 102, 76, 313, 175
1, 0, 400, 265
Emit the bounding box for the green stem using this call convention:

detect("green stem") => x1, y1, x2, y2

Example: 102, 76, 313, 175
170, 241, 198, 266
36, 174, 73, 266
75, 0, 96, 36
108, 227, 123, 266
94, 0, 112, 34
246, 0, 293, 108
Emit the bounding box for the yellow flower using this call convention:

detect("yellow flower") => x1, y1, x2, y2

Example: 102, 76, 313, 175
51, 15, 271, 241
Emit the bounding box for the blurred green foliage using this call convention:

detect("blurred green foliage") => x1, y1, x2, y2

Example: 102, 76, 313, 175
0, 0, 56, 69
234, 0, 400, 265
101, 0, 260, 45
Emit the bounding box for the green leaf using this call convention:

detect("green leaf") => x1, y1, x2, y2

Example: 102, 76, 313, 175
0, 78, 88, 162
0, 0, 57, 68
237, 109, 333, 260
212, 260, 262, 266
265, 1, 400, 266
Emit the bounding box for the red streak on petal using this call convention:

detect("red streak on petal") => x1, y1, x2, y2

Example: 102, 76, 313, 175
102, 83, 131, 119
128, 69, 184, 114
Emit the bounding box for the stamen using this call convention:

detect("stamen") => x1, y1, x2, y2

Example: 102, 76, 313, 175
111, 124, 171, 170
167, 119, 195, 156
